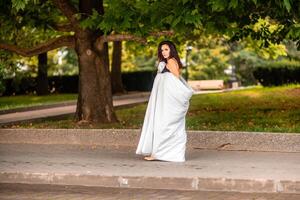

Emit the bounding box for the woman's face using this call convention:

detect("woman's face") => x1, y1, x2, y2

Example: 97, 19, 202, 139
161, 44, 170, 59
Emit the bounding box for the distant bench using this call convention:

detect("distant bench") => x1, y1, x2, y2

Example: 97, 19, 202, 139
188, 80, 224, 90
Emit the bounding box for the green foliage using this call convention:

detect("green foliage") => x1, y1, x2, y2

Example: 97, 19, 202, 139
226, 16, 297, 86
0, 0, 72, 80
286, 23, 300, 49
258, 59, 300, 68
2, 0, 300, 47
203, 0, 300, 49
99, 0, 151, 35
2, 0, 67, 44
283, 0, 292, 12
120, 41, 157, 72
11, 0, 30, 11
79, 9, 103, 30
0, 50, 35, 94
230, 49, 261, 85
1, 0, 300, 88
3, 0, 300, 44
253, 60, 300, 86
188, 35, 231, 81
48, 48, 78, 76
0, 63, 6, 95
227, 22, 289, 86
0, 47, 78, 86
284, 40, 300, 61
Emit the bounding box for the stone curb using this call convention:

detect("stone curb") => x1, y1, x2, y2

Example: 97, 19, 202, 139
0, 92, 150, 115
0, 172, 299, 194
0, 129, 299, 152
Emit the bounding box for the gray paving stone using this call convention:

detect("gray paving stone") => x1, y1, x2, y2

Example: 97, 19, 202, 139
0, 183, 300, 200
0, 144, 299, 194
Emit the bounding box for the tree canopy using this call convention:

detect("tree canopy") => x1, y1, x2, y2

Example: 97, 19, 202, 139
1, 0, 299, 52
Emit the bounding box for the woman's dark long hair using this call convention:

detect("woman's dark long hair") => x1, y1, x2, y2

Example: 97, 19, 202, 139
157, 41, 183, 69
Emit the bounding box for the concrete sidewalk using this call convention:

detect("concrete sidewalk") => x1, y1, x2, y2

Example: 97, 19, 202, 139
0, 92, 150, 125
0, 144, 299, 194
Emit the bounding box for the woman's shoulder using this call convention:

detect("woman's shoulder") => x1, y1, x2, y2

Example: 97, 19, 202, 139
167, 58, 179, 68
168, 57, 177, 63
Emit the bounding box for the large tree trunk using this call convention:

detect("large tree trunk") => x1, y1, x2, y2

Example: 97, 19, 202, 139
111, 41, 125, 94
36, 52, 49, 95
74, 30, 118, 123
74, 0, 118, 123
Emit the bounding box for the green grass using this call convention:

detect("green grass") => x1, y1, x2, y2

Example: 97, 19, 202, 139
186, 85, 300, 133
0, 94, 77, 110
3, 85, 300, 133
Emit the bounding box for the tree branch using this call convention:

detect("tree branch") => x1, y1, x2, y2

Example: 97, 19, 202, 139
51, 0, 79, 28
0, 36, 75, 57
96, 30, 175, 50
52, 23, 74, 32
149, 30, 174, 37
97, 34, 147, 46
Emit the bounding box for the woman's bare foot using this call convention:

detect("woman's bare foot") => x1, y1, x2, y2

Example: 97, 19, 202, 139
144, 156, 156, 161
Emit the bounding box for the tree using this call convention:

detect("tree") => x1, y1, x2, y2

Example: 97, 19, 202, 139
37, 52, 49, 95
0, 0, 299, 123
111, 41, 125, 94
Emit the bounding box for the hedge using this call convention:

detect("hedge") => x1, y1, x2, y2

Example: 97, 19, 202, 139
253, 61, 300, 86
2, 70, 156, 96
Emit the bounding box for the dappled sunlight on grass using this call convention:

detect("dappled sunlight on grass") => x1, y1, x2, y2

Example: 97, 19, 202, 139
237, 91, 262, 98
0, 94, 77, 110
186, 84, 300, 133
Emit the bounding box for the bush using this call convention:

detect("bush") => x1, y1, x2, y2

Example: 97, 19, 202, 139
1, 70, 156, 96
0, 67, 6, 95
253, 60, 300, 86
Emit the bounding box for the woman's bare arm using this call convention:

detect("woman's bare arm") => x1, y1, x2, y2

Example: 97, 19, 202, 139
166, 58, 180, 78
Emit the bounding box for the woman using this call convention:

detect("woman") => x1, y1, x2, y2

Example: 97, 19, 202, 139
135, 41, 194, 162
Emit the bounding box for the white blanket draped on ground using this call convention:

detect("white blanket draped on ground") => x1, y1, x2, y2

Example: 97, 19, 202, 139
136, 62, 194, 162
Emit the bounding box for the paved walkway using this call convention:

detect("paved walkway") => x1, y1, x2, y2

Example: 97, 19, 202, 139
1, 144, 299, 194
1, 183, 299, 200
0, 92, 150, 125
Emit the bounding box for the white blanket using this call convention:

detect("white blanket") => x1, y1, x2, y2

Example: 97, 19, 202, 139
136, 62, 194, 162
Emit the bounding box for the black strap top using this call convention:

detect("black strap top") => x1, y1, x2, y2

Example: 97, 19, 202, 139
161, 66, 170, 73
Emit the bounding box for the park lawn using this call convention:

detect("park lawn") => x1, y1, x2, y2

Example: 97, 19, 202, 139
3, 84, 300, 133
186, 85, 300, 133
0, 94, 77, 111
